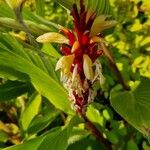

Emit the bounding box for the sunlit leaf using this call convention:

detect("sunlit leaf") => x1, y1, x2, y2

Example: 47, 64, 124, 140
21, 93, 42, 131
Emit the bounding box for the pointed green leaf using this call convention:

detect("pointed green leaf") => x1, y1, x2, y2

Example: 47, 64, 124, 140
21, 93, 42, 130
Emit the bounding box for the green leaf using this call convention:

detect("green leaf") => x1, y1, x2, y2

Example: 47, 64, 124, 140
68, 136, 106, 150
127, 140, 138, 150
0, 65, 29, 81
21, 93, 42, 131
0, 35, 74, 115
3, 127, 67, 150
0, 130, 9, 142
68, 127, 89, 145
35, 0, 45, 17
38, 127, 68, 150
0, 17, 53, 36
0, 80, 29, 101
0, 1, 15, 18
55, 0, 111, 15
3, 134, 44, 150
28, 103, 60, 134
105, 131, 119, 144
22, 8, 58, 31
42, 43, 61, 59
110, 78, 150, 138
86, 103, 105, 127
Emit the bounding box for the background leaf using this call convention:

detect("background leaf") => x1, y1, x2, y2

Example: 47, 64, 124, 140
28, 102, 60, 134
21, 93, 42, 131
35, 0, 45, 17
55, 0, 111, 15
0, 80, 29, 101
111, 78, 150, 138
38, 127, 68, 150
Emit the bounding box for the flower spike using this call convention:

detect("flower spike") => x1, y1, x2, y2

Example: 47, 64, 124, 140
37, 0, 116, 115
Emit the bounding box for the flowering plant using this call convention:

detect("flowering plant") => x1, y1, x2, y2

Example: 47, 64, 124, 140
0, 0, 150, 149
37, 0, 116, 115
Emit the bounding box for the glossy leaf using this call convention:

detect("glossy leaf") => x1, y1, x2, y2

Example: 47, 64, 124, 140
111, 78, 150, 138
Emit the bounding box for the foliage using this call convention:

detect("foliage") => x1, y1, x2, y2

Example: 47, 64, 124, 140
0, 0, 150, 150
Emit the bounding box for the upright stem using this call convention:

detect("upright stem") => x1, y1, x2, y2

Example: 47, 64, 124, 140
82, 115, 112, 150
101, 43, 130, 91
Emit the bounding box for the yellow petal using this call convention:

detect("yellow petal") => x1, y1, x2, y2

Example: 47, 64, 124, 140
83, 54, 94, 80
36, 32, 69, 44
71, 41, 80, 53
90, 15, 117, 36
55, 54, 75, 75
